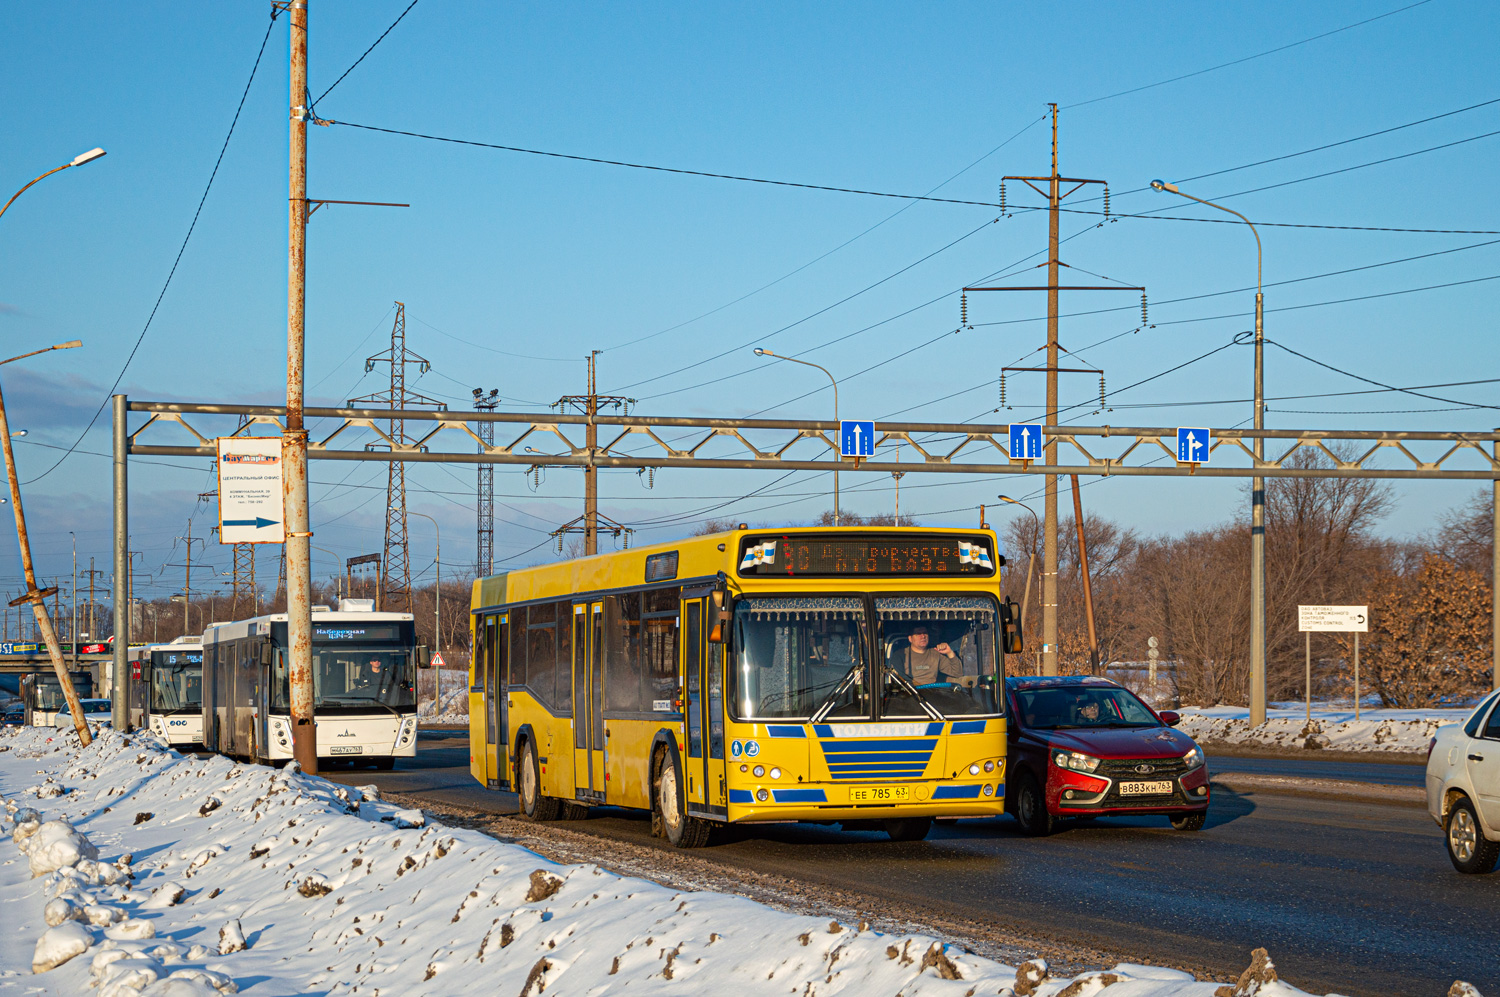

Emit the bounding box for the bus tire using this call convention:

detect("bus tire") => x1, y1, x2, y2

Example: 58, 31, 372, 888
518, 738, 562, 821
657, 748, 711, 849
883, 817, 932, 842
559, 801, 591, 821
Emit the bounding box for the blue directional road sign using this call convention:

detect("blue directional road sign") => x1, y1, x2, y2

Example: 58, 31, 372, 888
1008, 424, 1042, 461
840, 420, 875, 457
1176, 427, 1211, 463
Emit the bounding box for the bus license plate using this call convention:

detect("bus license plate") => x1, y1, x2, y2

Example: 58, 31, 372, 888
1118, 780, 1171, 796
849, 785, 910, 803
329, 746, 363, 755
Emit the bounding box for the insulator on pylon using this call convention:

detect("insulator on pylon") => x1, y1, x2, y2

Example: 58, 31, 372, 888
556, 533, 564, 553
1141, 292, 1149, 326
960, 292, 968, 327
1099, 374, 1107, 409
999, 372, 1007, 408
1102, 184, 1111, 220
999, 181, 1006, 214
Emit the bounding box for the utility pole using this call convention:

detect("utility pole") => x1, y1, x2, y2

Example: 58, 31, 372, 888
964, 105, 1135, 675
84, 559, 102, 643
350, 302, 446, 611
70, 533, 77, 669
171, 520, 205, 635
552, 352, 633, 555
473, 388, 500, 576
284, 0, 316, 774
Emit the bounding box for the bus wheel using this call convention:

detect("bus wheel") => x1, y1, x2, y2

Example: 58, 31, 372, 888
519, 739, 562, 820
657, 754, 710, 848
883, 817, 932, 842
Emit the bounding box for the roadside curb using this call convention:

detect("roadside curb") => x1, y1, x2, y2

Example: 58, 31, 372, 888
1211, 772, 1425, 807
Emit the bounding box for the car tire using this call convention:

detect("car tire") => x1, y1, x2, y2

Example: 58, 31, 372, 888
883, 817, 932, 841
1014, 772, 1055, 837
519, 738, 562, 821
1170, 812, 1206, 831
657, 751, 711, 848
1445, 797, 1500, 874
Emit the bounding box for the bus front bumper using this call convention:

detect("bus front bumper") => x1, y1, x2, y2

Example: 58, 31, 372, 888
724, 782, 1005, 823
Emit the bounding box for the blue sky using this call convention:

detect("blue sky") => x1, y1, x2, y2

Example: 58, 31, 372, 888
1, 0, 1496, 607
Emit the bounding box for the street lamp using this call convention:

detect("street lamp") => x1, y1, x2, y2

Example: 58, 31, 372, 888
753, 348, 842, 524
1151, 178, 1266, 725
998, 495, 1041, 660
1, 149, 107, 225
0, 340, 89, 745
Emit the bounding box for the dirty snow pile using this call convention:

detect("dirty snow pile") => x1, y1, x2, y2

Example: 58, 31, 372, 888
0, 728, 1437, 997
1178, 705, 1468, 756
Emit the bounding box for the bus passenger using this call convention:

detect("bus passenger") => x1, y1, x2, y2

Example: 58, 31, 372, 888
897, 624, 973, 687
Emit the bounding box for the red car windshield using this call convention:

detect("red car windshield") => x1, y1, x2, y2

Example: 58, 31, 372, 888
1014, 686, 1158, 730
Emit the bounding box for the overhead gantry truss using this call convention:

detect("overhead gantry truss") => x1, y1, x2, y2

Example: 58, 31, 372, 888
120, 399, 1499, 482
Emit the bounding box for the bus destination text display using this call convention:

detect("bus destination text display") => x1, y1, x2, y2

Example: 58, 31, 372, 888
313, 624, 404, 642
737, 534, 996, 577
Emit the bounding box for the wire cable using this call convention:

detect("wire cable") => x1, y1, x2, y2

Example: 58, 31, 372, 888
310, 0, 421, 109
22, 9, 280, 485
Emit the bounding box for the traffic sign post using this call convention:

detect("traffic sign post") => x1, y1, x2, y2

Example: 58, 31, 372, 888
840, 420, 875, 458
1176, 427, 1211, 465
1298, 605, 1369, 722
216, 437, 287, 544
1009, 424, 1041, 463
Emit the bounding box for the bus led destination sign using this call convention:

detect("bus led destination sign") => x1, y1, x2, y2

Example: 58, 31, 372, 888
738, 534, 997, 577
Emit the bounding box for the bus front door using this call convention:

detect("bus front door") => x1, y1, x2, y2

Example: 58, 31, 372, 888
683, 599, 727, 814
572, 602, 606, 802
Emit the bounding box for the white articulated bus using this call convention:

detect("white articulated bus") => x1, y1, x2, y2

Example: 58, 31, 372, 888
127, 637, 205, 746
201, 600, 423, 768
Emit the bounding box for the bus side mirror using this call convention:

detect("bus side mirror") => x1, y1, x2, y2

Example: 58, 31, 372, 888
259, 643, 274, 666
1000, 598, 1024, 655
707, 589, 730, 644
416, 646, 433, 669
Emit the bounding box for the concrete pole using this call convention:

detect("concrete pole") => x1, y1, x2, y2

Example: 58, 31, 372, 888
1042, 103, 1060, 676
112, 397, 128, 730
1250, 291, 1267, 724
284, 0, 317, 773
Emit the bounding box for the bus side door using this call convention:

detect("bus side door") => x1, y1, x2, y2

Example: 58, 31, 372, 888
572, 602, 606, 802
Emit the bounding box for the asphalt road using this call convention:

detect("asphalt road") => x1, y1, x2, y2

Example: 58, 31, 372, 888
1206, 752, 1427, 786
323, 737, 1496, 997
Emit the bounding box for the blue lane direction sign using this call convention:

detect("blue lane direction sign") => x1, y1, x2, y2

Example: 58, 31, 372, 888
1176, 427, 1211, 464
1008, 424, 1042, 461
840, 420, 875, 458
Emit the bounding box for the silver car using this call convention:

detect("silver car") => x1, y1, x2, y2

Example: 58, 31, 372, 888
53, 698, 113, 731
1426, 690, 1500, 874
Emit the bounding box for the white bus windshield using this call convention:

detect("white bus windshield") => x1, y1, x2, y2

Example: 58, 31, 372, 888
732, 597, 868, 721
877, 595, 1002, 718
271, 645, 415, 713
150, 652, 202, 712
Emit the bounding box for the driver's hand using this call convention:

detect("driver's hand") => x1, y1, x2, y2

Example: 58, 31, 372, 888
935, 642, 955, 658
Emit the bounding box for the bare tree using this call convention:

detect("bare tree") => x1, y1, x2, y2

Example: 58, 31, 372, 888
1433, 491, 1494, 575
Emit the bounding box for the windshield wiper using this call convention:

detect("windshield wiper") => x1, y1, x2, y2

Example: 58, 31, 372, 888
810, 665, 865, 724
881, 667, 942, 721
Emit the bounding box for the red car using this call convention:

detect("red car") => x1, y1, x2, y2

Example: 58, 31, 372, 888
1004, 676, 1209, 835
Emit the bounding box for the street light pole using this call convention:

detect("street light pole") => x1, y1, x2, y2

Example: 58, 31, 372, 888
1151, 179, 1267, 726
70, 531, 77, 670
0, 342, 89, 745
754, 348, 841, 524
999, 494, 1041, 671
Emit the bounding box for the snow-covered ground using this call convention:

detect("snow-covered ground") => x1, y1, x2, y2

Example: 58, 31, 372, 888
1177, 704, 1471, 756
417, 685, 468, 721
0, 727, 1473, 997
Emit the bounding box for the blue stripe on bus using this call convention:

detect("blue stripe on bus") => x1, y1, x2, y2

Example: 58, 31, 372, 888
813, 724, 833, 738
767, 725, 807, 738
827, 764, 929, 773
932, 784, 982, 800
772, 789, 827, 803
926, 722, 945, 736
950, 720, 987, 734
829, 771, 927, 780
728, 789, 754, 803
822, 751, 934, 763
817, 739, 938, 752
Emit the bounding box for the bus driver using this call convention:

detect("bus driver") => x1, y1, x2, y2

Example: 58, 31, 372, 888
897, 623, 973, 687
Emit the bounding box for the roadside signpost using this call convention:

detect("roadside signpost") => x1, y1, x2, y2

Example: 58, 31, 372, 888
1297, 605, 1369, 722
840, 420, 875, 458
1147, 635, 1160, 703
216, 437, 286, 545
1009, 424, 1041, 462
1176, 427, 1210, 464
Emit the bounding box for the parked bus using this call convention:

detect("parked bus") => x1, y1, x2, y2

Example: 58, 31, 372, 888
20, 669, 96, 727
127, 637, 204, 746
469, 526, 1021, 847
201, 600, 423, 768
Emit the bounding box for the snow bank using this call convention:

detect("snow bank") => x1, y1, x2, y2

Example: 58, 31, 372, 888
0, 726, 1467, 997
1178, 704, 1468, 755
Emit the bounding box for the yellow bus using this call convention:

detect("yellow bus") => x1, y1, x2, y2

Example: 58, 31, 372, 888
468, 526, 1021, 846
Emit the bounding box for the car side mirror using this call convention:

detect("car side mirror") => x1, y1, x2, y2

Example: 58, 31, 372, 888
416, 645, 433, 669
259, 643, 274, 666
1000, 598, 1024, 655
1158, 710, 1181, 727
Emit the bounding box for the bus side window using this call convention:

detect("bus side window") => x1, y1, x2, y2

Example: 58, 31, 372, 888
605, 593, 643, 713
553, 600, 573, 715
525, 604, 557, 709
706, 642, 725, 760
509, 612, 525, 694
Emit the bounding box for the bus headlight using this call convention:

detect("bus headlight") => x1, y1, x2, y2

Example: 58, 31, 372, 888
752, 765, 765, 778
769, 767, 781, 780
983, 784, 995, 796
984, 760, 995, 773
755, 788, 769, 802
969, 763, 980, 776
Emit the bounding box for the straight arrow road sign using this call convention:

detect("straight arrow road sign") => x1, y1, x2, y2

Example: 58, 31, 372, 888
840, 420, 875, 457
1176, 427, 1211, 463
217, 436, 287, 544
1008, 424, 1042, 461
